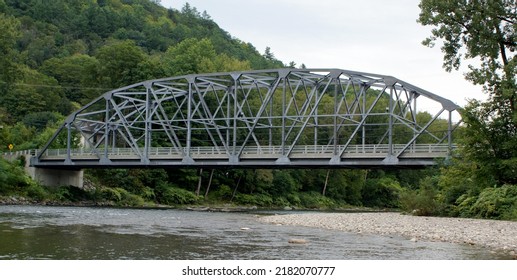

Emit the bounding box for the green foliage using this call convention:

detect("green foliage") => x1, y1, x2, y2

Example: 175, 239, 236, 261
210, 184, 232, 201
0, 12, 20, 98
24, 182, 49, 201
156, 183, 199, 205
298, 191, 335, 209
90, 40, 150, 88
234, 193, 273, 207
49, 185, 93, 202
271, 170, 299, 197
418, 0, 517, 220
22, 111, 62, 131
455, 185, 517, 220
98, 187, 145, 207
399, 176, 443, 216
0, 158, 32, 195
325, 170, 366, 205
0, 0, 276, 124
362, 174, 402, 208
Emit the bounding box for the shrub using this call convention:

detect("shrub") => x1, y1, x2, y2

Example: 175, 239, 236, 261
273, 196, 290, 207
362, 177, 402, 208
399, 176, 442, 216
299, 191, 335, 209
234, 193, 273, 207
286, 193, 301, 206
454, 194, 477, 217
97, 187, 145, 207
468, 185, 517, 220
157, 184, 198, 205
118, 189, 145, 207
99, 187, 123, 202
400, 189, 440, 216
51, 185, 93, 202
211, 184, 232, 200
26, 183, 49, 201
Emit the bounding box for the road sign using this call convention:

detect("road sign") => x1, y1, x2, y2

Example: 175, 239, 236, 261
8, 144, 13, 150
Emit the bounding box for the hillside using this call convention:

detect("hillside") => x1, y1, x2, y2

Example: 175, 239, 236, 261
0, 0, 283, 125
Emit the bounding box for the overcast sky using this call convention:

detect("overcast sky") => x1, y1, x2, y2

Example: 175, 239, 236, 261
160, 0, 484, 113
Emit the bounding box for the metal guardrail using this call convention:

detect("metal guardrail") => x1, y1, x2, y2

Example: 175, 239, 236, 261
35, 144, 453, 160
1, 149, 37, 159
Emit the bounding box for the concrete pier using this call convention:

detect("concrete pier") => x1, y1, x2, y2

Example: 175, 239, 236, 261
26, 166, 84, 188
27, 156, 83, 188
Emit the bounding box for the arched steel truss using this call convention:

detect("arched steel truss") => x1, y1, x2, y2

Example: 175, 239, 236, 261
32, 68, 461, 168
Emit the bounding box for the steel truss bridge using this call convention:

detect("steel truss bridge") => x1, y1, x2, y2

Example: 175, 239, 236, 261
31, 68, 460, 169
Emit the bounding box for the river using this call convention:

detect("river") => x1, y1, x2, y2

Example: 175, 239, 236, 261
0, 205, 509, 259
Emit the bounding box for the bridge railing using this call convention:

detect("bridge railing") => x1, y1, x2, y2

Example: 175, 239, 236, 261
1, 149, 37, 160
35, 144, 453, 160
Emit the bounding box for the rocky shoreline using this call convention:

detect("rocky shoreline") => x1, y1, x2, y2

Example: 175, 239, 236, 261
260, 212, 517, 258
0, 196, 262, 212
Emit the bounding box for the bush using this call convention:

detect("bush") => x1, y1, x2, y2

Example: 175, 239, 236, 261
97, 187, 145, 207
118, 189, 145, 207
400, 189, 441, 216
51, 185, 93, 202
273, 196, 291, 207
99, 187, 123, 202
25, 183, 49, 201
454, 194, 477, 217
299, 191, 335, 209
0, 158, 32, 195
399, 176, 443, 216
468, 185, 517, 220
286, 193, 301, 206
157, 183, 199, 205
234, 193, 273, 206
211, 184, 232, 200
362, 177, 402, 208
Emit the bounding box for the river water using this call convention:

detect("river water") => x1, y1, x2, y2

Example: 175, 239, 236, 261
0, 205, 508, 260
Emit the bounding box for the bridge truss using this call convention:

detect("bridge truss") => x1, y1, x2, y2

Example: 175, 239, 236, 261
32, 68, 460, 168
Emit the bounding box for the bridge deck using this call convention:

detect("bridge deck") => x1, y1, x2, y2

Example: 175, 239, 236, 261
28, 144, 451, 168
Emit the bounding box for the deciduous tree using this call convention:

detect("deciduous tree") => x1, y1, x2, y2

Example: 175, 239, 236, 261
419, 0, 517, 185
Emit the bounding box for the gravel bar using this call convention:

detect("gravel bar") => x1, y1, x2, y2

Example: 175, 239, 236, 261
260, 212, 517, 256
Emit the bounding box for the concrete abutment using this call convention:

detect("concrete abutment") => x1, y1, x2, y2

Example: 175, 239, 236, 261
23, 156, 84, 188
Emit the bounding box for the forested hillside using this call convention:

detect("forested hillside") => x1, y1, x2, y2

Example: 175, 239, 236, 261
1, 0, 515, 220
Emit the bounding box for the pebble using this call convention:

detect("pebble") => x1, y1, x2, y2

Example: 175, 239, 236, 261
288, 238, 308, 244
260, 212, 517, 256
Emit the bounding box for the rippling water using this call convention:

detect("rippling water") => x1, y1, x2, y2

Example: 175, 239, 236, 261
0, 205, 508, 259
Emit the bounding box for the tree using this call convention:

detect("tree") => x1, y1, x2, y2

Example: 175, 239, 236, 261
86, 40, 150, 90
419, 0, 517, 185
0, 13, 20, 102
40, 54, 98, 104
161, 38, 217, 75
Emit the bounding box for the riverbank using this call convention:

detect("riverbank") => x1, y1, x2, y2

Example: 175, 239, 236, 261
260, 212, 517, 258
0, 195, 275, 212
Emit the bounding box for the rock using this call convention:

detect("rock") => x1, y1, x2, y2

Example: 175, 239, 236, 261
240, 227, 251, 231
283, 206, 292, 211
288, 238, 308, 244
410, 237, 418, 242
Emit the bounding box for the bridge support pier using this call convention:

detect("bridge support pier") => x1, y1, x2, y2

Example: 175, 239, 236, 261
28, 168, 84, 188
25, 159, 84, 188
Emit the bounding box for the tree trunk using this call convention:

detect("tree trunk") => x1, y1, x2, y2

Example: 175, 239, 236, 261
230, 175, 242, 202
204, 169, 214, 199
195, 168, 203, 196
322, 169, 330, 196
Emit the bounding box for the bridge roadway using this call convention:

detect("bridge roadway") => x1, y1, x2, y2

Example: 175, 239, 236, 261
29, 144, 452, 169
